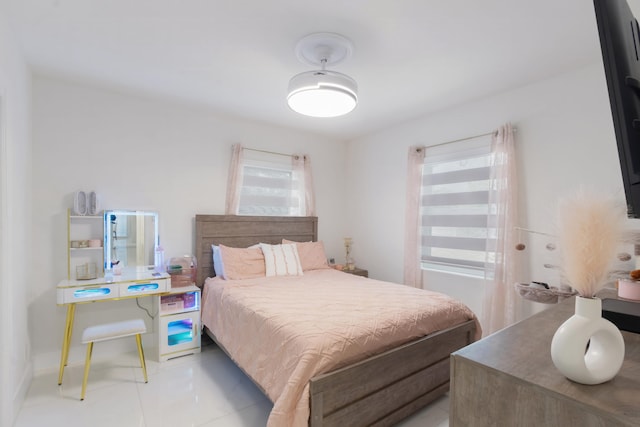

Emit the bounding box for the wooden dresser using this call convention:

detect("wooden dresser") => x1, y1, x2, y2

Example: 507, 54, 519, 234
450, 292, 640, 427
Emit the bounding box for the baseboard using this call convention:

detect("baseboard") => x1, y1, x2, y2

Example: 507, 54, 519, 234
12, 361, 33, 423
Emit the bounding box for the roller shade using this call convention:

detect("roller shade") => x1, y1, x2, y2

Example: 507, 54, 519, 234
238, 164, 302, 216
420, 137, 495, 274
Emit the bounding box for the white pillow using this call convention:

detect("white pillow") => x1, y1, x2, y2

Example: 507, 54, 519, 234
211, 244, 226, 279
260, 243, 303, 277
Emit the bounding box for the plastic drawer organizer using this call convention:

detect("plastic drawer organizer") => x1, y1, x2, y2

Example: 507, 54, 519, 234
166, 255, 197, 288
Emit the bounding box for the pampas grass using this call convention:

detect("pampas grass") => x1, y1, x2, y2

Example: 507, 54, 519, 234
556, 191, 626, 297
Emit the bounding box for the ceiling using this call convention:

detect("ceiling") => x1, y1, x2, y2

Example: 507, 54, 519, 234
5, 0, 606, 140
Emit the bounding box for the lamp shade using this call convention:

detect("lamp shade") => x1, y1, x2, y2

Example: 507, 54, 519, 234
287, 70, 358, 118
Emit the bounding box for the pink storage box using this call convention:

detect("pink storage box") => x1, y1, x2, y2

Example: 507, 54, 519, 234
618, 279, 640, 301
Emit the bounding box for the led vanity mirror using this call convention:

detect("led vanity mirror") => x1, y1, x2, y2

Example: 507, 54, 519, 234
104, 210, 159, 271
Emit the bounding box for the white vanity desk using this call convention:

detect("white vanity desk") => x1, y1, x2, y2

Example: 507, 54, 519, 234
56, 269, 171, 385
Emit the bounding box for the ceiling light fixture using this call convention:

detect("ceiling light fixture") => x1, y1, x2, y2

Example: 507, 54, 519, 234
287, 33, 358, 118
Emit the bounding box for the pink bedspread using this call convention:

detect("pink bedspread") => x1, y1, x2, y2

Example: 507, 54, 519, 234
201, 269, 480, 427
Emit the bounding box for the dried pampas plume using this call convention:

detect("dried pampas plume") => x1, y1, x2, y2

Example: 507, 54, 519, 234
556, 191, 626, 297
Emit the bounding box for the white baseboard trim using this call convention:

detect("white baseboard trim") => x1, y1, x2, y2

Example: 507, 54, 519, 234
12, 361, 33, 423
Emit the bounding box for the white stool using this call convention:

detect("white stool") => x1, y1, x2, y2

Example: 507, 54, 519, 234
80, 319, 148, 401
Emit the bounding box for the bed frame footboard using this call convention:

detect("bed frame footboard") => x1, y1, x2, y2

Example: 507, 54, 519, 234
309, 320, 476, 427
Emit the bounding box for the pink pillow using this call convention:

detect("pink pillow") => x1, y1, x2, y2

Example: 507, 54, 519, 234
282, 239, 330, 271
218, 245, 266, 280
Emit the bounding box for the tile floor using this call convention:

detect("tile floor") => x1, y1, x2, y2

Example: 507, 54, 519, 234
15, 337, 449, 427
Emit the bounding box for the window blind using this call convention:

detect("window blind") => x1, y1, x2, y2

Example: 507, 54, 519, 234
420, 137, 495, 275
238, 164, 303, 216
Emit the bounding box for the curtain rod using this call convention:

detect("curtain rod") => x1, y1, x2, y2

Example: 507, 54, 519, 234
420, 127, 517, 151
242, 147, 300, 159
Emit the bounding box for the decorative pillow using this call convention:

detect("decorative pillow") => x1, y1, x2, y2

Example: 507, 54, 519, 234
218, 245, 266, 280
282, 239, 330, 271
260, 243, 304, 277
211, 245, 226, 279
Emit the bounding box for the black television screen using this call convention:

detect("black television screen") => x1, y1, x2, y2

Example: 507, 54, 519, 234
594, 0, 640, 217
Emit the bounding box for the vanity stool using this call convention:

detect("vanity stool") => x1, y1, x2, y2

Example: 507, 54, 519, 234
80, 319, 148, 401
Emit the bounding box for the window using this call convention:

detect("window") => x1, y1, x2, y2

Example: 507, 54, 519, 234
237, 158, 305, 216
226, 144, 315, 217
420, 136, 495, 277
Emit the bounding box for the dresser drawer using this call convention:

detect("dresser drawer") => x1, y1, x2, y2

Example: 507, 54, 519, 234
118, 278, 169, 298
58, 283, 118, 304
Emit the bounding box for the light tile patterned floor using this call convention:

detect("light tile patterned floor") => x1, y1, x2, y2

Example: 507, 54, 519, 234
16, 338, 449, 427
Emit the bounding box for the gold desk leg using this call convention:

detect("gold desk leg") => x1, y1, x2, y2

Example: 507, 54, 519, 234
80, 342, 93, 401
58, 304, 76, 385
135, 334, 148, 383
66, 304, 76, 367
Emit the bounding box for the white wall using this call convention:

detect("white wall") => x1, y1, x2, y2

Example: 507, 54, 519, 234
30, 75, 348, 372
345, 63, 628, 326
0, 3, 32, 425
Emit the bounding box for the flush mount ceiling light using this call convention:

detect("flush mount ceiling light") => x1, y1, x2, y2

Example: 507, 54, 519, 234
287, 33, 358, 118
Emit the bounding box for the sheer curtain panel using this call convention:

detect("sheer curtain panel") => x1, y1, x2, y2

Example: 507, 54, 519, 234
481, 123, 521, 335
403, 146, 426, 287
225, 143, 244, 215
293, 155, 316, 217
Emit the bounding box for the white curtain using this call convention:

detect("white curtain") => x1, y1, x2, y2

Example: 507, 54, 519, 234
293, 154, 316, 216
225, 143, 244, 215
481, 123, 521, 335
403, 146, 425, 287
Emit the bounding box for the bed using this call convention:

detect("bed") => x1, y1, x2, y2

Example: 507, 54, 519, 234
195, 214, 479, 427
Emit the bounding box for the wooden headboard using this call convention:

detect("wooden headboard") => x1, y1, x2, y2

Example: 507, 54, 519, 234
194, 215, 318, 286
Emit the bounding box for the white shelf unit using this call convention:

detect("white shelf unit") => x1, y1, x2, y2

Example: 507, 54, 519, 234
67, 209, 104, 280
156, 285, 201, 362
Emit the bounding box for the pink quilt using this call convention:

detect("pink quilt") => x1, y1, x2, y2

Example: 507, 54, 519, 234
201, 269, 480, 427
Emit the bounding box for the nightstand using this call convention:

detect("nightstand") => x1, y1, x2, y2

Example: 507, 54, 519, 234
342, 267, 368, 278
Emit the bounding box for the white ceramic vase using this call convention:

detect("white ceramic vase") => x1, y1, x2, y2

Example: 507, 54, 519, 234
551, 296, 625, 385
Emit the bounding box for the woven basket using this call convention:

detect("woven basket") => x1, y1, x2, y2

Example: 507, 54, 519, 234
76, 263, 97, 280
514, 282, 577, 304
